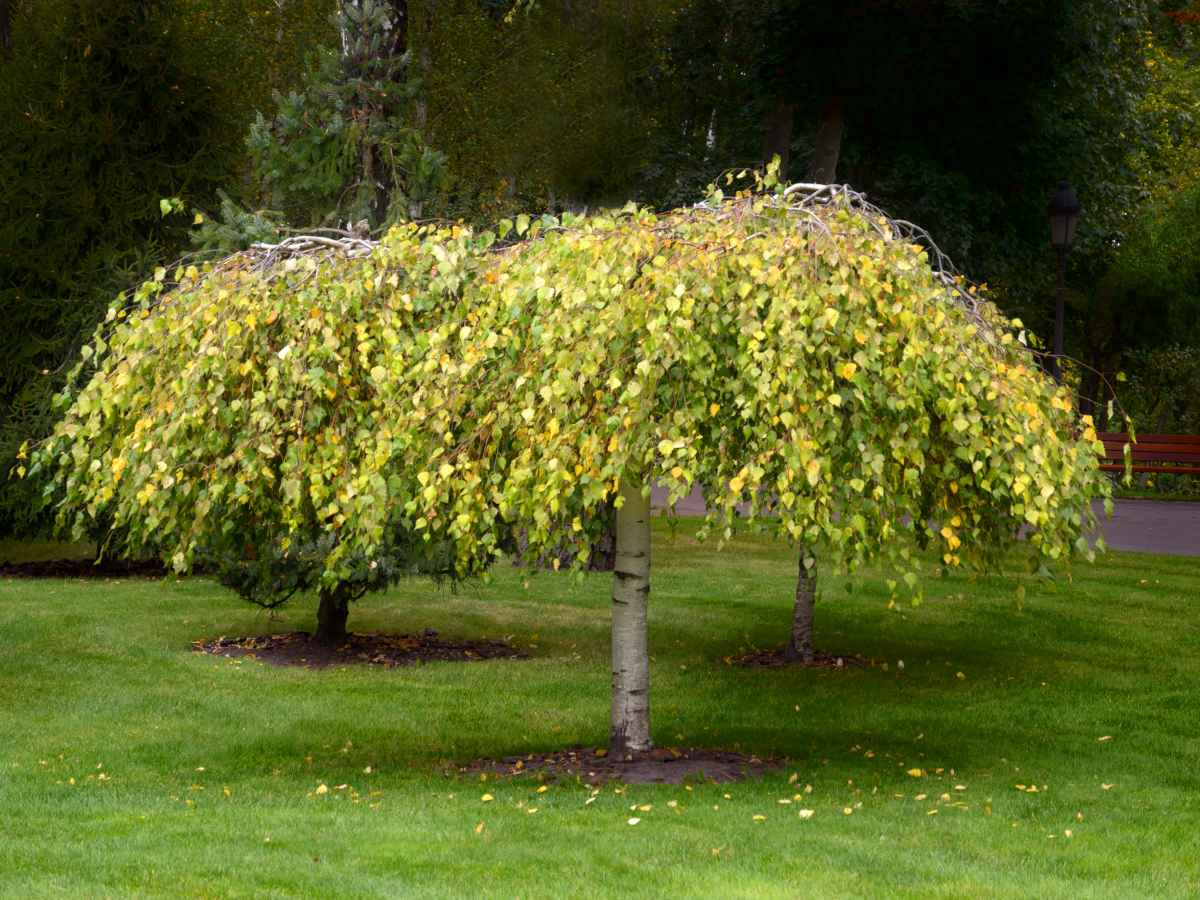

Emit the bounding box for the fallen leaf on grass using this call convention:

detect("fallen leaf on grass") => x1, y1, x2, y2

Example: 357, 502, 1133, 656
474, 822, 485, 834
752, 814, 767, 822
315, 784, 328, 795
1097, 735, 1113, 743
906, 769, 925, 777
536, 785, 548, 794
627, 817, 640, 826
481, 793, 494, 803
1101, 783, 1115, 790
798, 809, 815, 819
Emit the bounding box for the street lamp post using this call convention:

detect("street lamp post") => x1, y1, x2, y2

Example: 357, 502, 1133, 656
1047, 181, 1082, 383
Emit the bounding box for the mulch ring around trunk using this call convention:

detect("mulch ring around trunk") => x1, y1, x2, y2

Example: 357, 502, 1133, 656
728, 648, 873, 669
194, 630, 527, 669
455, 746, 782, 785
0, 558, 171, 579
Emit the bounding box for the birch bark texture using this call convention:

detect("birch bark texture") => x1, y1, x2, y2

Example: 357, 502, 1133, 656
786, 550, 816, 662
610, 478, 652, 756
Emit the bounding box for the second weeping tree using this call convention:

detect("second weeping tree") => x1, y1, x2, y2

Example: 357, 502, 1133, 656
382, 179, 1110, 753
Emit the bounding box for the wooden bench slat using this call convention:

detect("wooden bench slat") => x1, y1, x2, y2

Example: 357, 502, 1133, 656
1104, 440, 1200, 452
1102, 468, 1200, 474
1102, 447, 1200, 459
1099, 432, 1200, 445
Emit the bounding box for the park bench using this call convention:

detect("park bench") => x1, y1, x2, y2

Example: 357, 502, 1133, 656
1098, 432, 1200, 475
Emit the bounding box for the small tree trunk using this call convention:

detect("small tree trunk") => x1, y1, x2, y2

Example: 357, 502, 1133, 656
785, 550, 816, 663
315, 585, 351, 646
610, 478, 652, 757
806, 94, 845, 183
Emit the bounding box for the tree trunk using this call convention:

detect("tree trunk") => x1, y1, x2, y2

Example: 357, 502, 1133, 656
785, 550, 816, 663
315, 585, 351, 646
0, 0, 11, 60
1077, 360, 1100, 420
761, 96, 796, 179
806, 94, 845, 183
610, 478, 652, 757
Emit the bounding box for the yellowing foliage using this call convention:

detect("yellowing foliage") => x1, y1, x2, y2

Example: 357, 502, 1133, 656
28, 183, 1110, 595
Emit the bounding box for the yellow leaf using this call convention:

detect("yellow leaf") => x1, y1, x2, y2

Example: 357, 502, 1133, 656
839, 362, 858, 379
627, 817, 641, 826
315, 784, 328, 795
805, 459, 821, 487
906, 769, 924, 777
481, 793, 494, 802
798, 809, 815, 819
537, 785, 549, 794
752, 814, 767, 822
709, 402, 720, 416
475, 822, 485, 834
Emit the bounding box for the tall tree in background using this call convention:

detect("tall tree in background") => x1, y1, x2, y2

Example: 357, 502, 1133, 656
249, 0, 442, 229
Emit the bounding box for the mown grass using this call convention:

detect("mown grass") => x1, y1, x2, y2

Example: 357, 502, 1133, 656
1, 520, 1197, 898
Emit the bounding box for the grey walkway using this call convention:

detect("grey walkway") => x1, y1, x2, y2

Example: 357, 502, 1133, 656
650, 486, 1200, 557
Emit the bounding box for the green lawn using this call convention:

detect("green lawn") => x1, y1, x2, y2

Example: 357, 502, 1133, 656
1, 522, 1197, 898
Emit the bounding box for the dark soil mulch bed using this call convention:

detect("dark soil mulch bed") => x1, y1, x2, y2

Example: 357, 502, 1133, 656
730, 648, 872, 669
455, 746, 781, 785
194, 630, 527, 669
0, 558, 171, 579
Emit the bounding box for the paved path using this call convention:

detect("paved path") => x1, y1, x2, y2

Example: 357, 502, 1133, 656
1089, 499, 1200, 557
650, 486, 1200, 557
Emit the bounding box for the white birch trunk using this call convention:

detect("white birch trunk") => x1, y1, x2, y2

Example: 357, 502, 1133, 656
610, 478, 652, 756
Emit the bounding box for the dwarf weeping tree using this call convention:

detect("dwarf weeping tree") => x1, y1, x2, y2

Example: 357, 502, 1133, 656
371, 181, 1110, 754
26, 226, 498, 645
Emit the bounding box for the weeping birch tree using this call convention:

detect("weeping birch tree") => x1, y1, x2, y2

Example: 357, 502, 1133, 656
376, 178, 1110, 753
27, 178, 1110, 755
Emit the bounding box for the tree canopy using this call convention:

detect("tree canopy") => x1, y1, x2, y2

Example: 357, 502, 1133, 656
28, 177, 1110, 746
